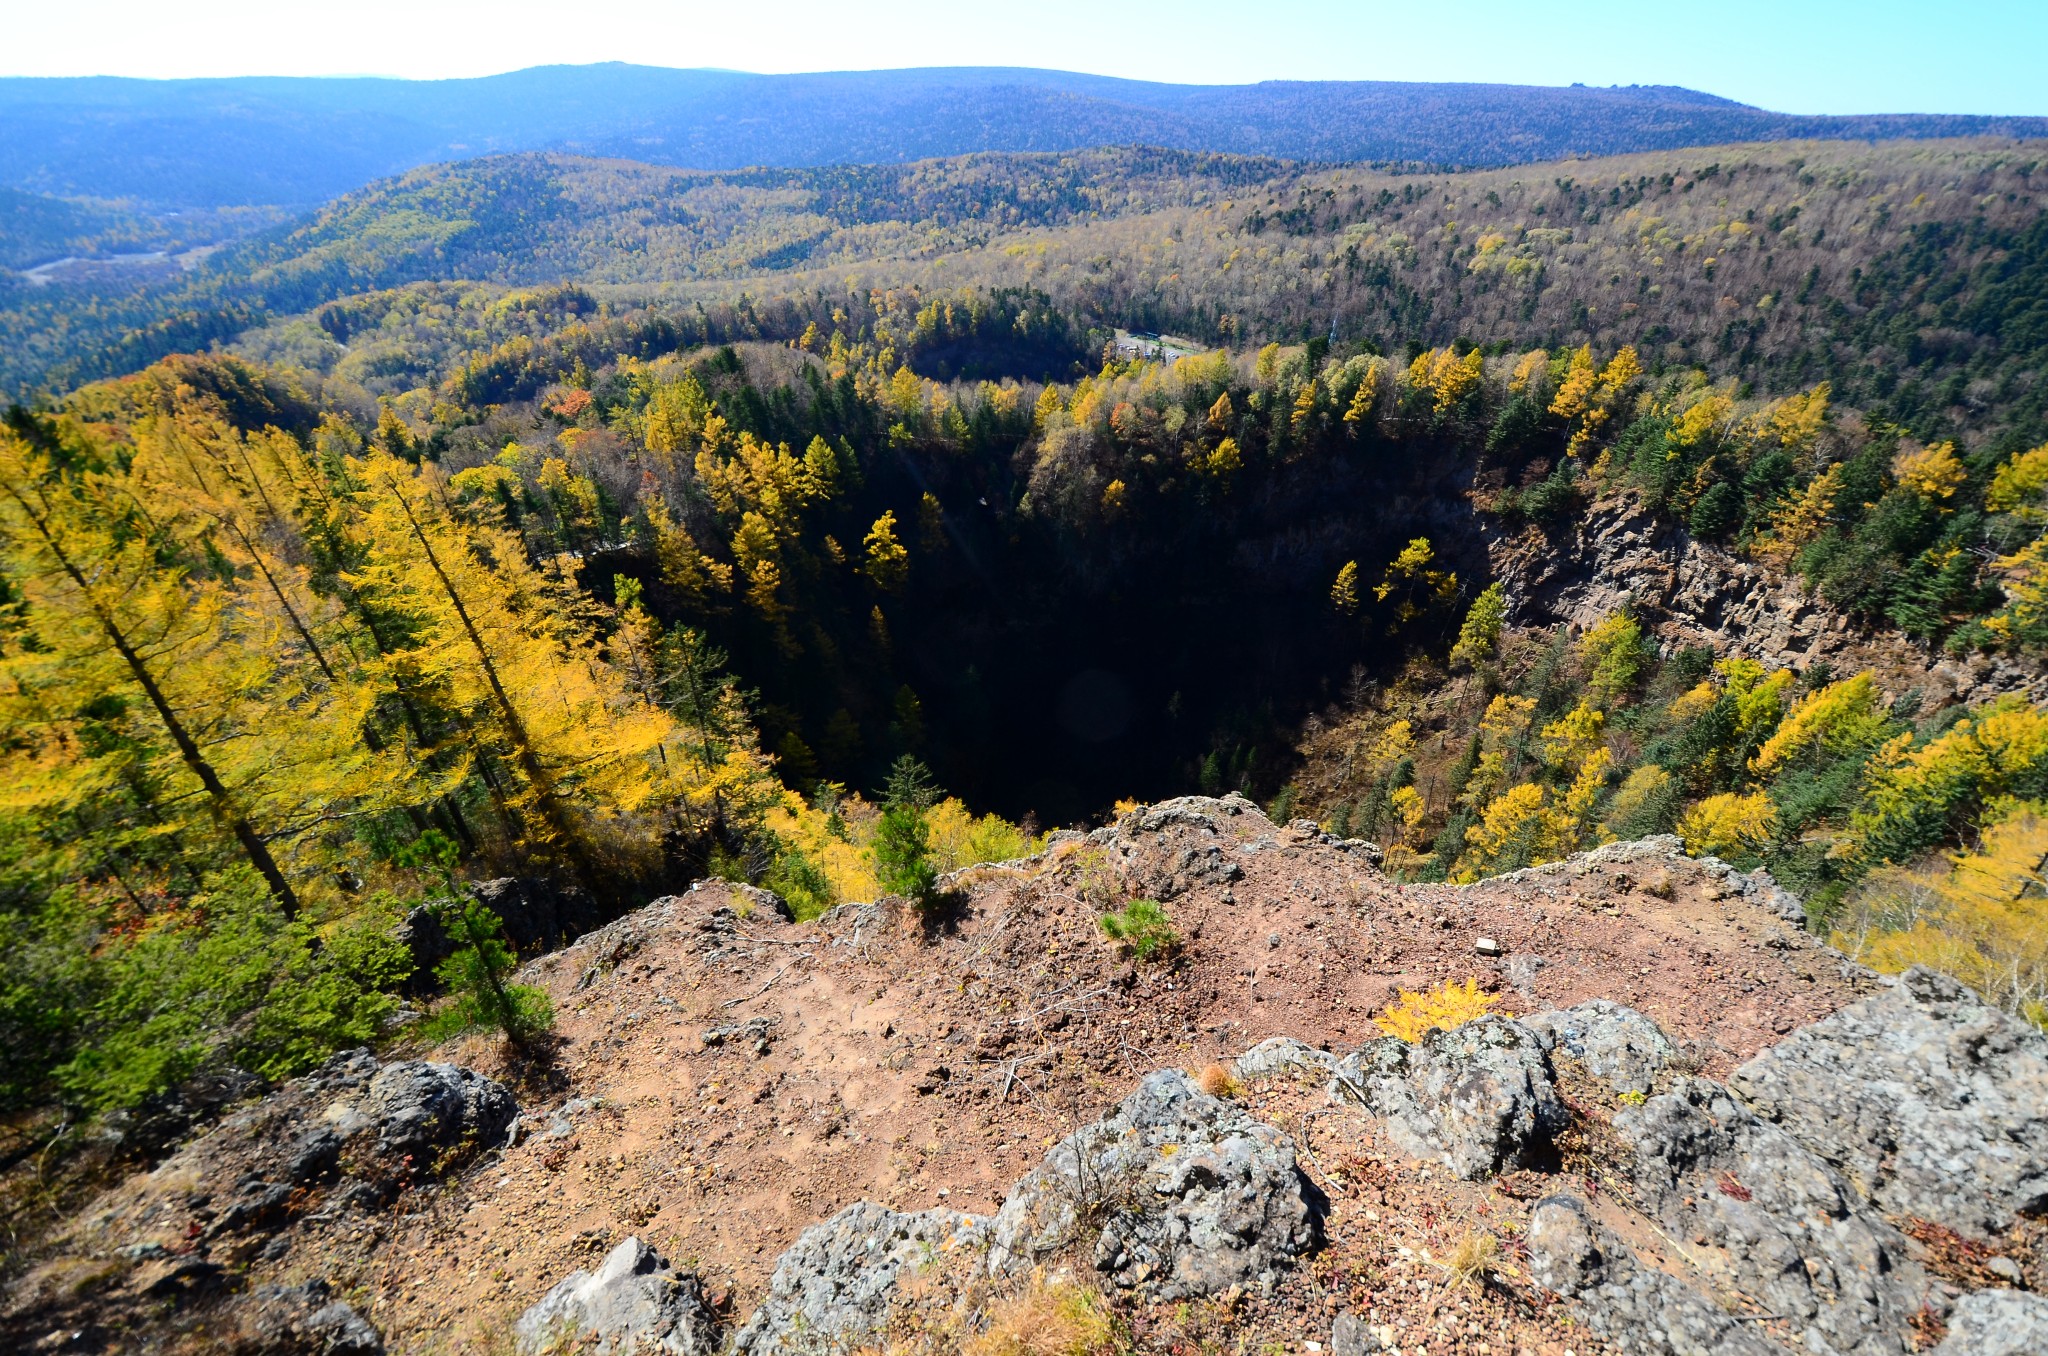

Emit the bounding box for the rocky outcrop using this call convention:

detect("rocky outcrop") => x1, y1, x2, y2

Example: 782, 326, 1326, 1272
732, 1203, 987, 1356
1329, 1016, 1565, 1179
1611, 1077, 1928, 1351
514, 1237, 717, 1356
1931, 1290, 2048, 1356
1525, 1194, 1784, 1356
988, 1069, 1322, 1298
238, 1280, 384, 1355
397, 876, 612, 980
1487, 492, 2046, 710
1233, 1036, 1338, 1081
1521, 1000, 1676, 1097
352, 1060, 520, 1160
1728, 967, 2048, 1233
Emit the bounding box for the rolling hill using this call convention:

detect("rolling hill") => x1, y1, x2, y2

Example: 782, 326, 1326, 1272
2, 62, 2043, 209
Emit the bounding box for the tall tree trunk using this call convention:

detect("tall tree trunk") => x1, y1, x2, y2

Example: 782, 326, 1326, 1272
0, 479, 300, 917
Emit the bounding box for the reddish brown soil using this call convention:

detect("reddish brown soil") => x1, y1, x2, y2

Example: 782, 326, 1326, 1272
10, 802, 1879, 1354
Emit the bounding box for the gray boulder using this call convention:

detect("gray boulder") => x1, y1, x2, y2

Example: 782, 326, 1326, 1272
1729, 966, 2048, 1233
244, 1280, 384, 1355
1612, 1077, 1927, 1352
1524, 1194, 1781, 1356
1931, 1290, 2048, 1356
1329, 1017, 1564, 1179
359, 1061, 519, 1159
732, 1202, 988, 1356
1520, 1001, 1675, 1096
515, 1237, 718, 1356
1234, 1037, 1337, 1081
987, 1069, 1320, 1299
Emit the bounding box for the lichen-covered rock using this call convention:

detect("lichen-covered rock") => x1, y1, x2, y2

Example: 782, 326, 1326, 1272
1234, 1037, 1336, 1081
1329, 1017, 1564, 1179
1520, 1001, 1676, 1096
732, 1203, 987, 1356
1729, 966, 2048, 1233
1930, 1290, 2048, 1356
514, 1237, 717, 1356
987, 1069, 1321, 1299
1612, 1076, 1928, 1352
1524, 1195, 1781, 1356
357, 1061, 518, 1159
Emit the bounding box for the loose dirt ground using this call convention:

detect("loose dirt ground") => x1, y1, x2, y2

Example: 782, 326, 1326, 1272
11, 800, 1881, 1354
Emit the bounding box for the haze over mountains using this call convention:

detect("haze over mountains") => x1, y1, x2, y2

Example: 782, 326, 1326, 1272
4, 62, 2046, 208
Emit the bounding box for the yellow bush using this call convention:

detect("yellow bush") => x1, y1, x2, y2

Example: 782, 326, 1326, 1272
764, 790, 880, 904
926, 798, 1044, 872
1375, 977, 1506, 1043
1677, 791, 1776, 858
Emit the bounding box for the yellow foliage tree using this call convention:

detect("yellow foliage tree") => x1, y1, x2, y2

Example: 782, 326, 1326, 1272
1751, 673, 1890, 776
1892, 441, 1966, 502
1985, 442, 2048, 518
1677, 791, 1776, 859
1752, 464, 1842, 568
861, 511, 909, 591
1837, 805, 2048, 1028
1330, 560, 1360, 614
1448, 582, 1506, 669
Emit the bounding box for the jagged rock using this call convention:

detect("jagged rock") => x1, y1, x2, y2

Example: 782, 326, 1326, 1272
1329, 1017, 1564, 1179
1931, 1290, 2048, 1356
732, 1202, 987, 1356
1612, 1076, 1927, 1351
987, 1069, 1321, 1299
244, 1280, 384, 1354
1524, 1195, 1781, 1356
1728, 966, 2048, 1233
514, 1236, 717, 1356
1486, 491, 2048, 711
357, 1061, 519, 1159
1521, 1001, 1676, 1096
1234, 1036, 1337, 1081
285, 1127, 343, 1184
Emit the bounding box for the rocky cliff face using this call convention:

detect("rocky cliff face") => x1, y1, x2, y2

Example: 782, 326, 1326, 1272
1485, 492, 2047, 711
7, 798, 2042, 1355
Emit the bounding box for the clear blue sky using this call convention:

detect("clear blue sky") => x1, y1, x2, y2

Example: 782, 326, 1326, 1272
8, 0, 2042, 116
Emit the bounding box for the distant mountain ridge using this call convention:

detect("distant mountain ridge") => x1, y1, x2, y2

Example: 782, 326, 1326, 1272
3, 62, 2043, 208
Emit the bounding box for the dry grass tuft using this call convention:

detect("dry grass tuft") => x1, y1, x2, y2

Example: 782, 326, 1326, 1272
1193, 1062, 1243, 1099
1441, 1228, 1500, 1291
964, 1275, 1121, 1356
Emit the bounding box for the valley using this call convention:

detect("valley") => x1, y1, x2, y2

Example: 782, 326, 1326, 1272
1, 56, 2046, 1356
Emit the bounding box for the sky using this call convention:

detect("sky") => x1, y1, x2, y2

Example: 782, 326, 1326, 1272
6, 0, 2043, 117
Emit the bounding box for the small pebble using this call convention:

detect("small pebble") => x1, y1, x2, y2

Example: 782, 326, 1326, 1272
1475, 937, 1504, 956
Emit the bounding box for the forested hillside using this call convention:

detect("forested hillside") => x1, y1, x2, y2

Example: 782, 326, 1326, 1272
8, 138, 2046, 462
5, 63, 2041, 208
0, 148, 1287, 399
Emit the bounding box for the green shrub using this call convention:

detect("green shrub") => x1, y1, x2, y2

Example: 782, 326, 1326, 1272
873, 755, 942, 910
872, 803, 939, 908
1099, 899, 1180, 961
57, 869, 411, 1112
419, 897, 554, 1047
765, 843, 836, 921
399, 832, 552, 1048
